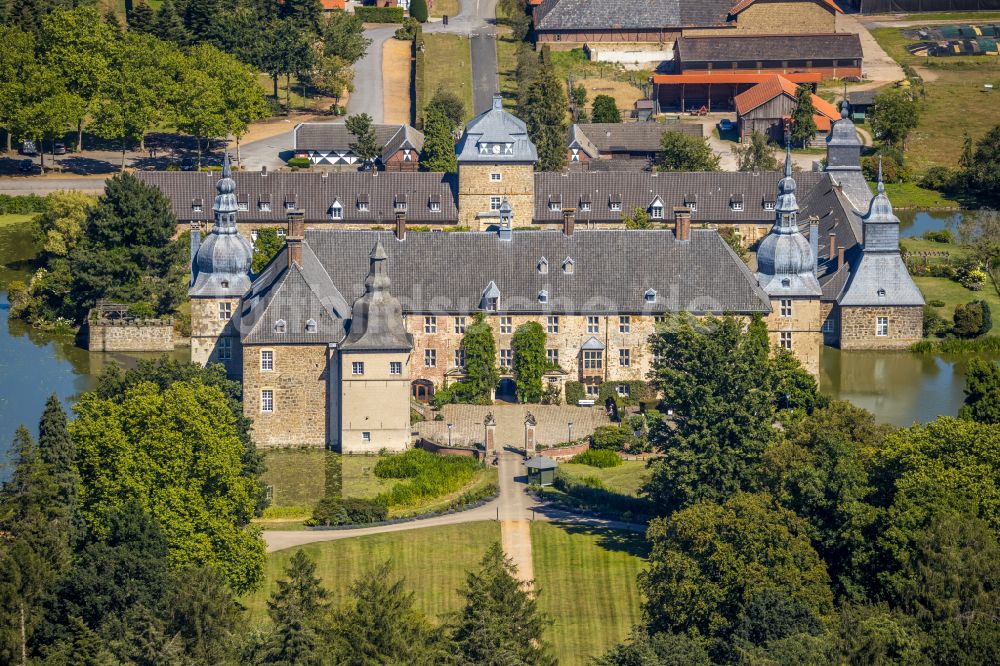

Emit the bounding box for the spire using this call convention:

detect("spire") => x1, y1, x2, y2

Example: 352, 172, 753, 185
877, 153, 885, 194
775, 142, 798, 222
366, 239, 391, 293
190, 151, 253, 297
213, 151, 238, 233
343, 236, 412, 350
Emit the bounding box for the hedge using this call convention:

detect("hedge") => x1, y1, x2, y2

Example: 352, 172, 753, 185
286, 157, 311, 168
354, 6, 405, 22
598, 380, 652, 407
569, 449, 622, 468
413, 23, 425, 128
0, 194, 47, 215
373, 449, 482, 508
308, 497, 388, 526
565, 381, 585, 405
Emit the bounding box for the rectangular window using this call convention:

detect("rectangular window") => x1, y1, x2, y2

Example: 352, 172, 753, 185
358, 202, 369, 212
822, 318, 835, 333
610, 202, 622, 211
732, 202, 744, 212
500, 316, 512, 334
352, 361, 365, 375
331, 206, 343, 220
549, 202, 560, 212
490, 196, 502, 211
780, 299, 792, 317
490, 172, 501, 182
389, 361, 402, 375
587, 316, 600, 334
362, 431, 371, 442
619, 348, 631, 367
583, 350, 603, 369
260, 350, 274, 372
500, 349, 512, 369
546, 349, 559, 365
261, 389, 273, 413
424, 349, 437, 367
650, 206, 663, 219
763, 201, 775, 211
547, 316, 559, 333
455, 349, 466, 367
586, 383, 600, 397
218, 337, 231, 361
219, 302, 232, 320
259, 202, 271, 212
429, 202, 440, 212
619, 315, 631, 333
238, 202, 249, 211
424, 316, 437, 333
876, 317, 889, 337
780, 331, 793, 349
616, 383, 630, 397
580, 202, 591, 211
454, 316, 466, 334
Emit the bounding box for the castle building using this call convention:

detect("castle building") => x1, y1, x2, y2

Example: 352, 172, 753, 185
180, 101, 924, 448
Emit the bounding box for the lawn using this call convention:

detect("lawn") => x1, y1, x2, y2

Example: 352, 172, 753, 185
496, 30, 519, 110
870, 181, 961, 209
0, 214, 37, 229
882, 10, 1000, 22
422, 33, 474, 123
430, 0, 459, 17
557, 460, 650, 497
243, 521, 501, 623
915, 276, 1000, 334
532, 522, 648, 665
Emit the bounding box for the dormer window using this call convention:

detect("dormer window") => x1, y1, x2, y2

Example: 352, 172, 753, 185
330, 200, 343, 220
609, 195, 622, 212
563, 257, 574, 274
763, 199, 775, 211
428, 195, 441, 212
580, 201, 591, 212
538, 290, 548, 303
274, 319, 286, 334
305, 318, 317, 333
538, 257, 548, 274
684, 194, 697, 212
394, 195, 407, 211
482, 281, 500, 311
221, 280, 229, 289
781, 278, 791, 288
258, 199, 271, 212
649, 197, 664, 219
877, 288, 886, 297
548, 196, 561, 212
284, 200, 295, 211
238, 198, 249, 211
357, 195, 369, 212
730, 195, 744, 212
645, 289, 656, 303
191, 198, 203, 212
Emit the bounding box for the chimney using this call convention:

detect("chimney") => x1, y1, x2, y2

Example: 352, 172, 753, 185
562, 207, 575, 236
287, 209, 304, 268
395, 210, 407, 241
808, 216, 819, 276
837, 245, 846, 270
261, 165, 267, 176
673, 207, 691, 241
189, 222, 201, 284
828, 232, 836, 261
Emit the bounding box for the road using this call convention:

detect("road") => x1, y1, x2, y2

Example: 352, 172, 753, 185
0, 175, 106, 195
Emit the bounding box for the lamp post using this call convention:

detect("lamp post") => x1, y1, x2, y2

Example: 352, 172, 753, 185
447, 423, 453, 447
567, 421, 573, 444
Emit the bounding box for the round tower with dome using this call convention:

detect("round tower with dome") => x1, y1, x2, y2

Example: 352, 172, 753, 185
189, 152, 253, 372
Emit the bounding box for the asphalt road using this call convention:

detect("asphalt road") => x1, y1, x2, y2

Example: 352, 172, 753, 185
470, 32, 499, 116
0, 176, 107, 195
346, 25, 398, 123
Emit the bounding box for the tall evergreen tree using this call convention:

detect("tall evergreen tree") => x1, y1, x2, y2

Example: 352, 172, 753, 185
183, 0, 219, 43
521, 46, 566, 172
37, 394, 77, 535
127, 0, 155, 33
281, 0, 323, 34
590, 94, 621, 123
790, 85, 818, 148
346, 113, 383, 170
264, 550, 328, 665
419, 106, 457, 173
452, 543, 555, 665
959, 357, 1000, 424
152, 0, 187, 45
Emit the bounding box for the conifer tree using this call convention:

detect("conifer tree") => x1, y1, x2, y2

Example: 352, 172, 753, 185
264, 550, 328, 666
127, 0, 155, 33
452, 543, 555, 665
521, 46, 566, 172
153, 0, 187, 45
37, 394, 78, 534
790, 85, 818, 148
591, 94, 621, 123
419, 106, 457, 173
346, 113, 383, 170
409, 0, 429, 22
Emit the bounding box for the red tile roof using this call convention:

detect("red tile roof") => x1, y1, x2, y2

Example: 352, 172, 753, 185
728, 0, 842, 15
652, 72, 822, 85
733, 75, 841, 132
321, 0, 345, 9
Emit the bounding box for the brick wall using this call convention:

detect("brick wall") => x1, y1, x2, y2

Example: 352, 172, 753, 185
87, 320, 176, 352
243, 343, 329, 447
764, 296, 822, 376
458, 163, 535, 229
839, 305, 923, 350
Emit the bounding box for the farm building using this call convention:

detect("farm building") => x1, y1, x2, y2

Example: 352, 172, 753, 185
292, 122, 424, 171
734, 75, 841, 144
653, 71, 822, 113
675, 33, 863, 79
565, 122, 704, 164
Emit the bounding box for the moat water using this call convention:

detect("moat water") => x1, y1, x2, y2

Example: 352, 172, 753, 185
0, 211, 986, 461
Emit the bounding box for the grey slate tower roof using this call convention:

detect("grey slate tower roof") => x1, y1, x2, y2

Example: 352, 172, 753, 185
190, 153, 253, 298
341, 239, 414, 351
456, 94, 538, 164
838, 161, 924, 307
756, 146, 822, 298
826, 102, 863, 172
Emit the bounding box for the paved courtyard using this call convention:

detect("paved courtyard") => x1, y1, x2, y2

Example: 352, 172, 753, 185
414, 403, 611, 449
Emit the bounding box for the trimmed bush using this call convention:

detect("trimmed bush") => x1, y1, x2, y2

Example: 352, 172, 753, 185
0, 194, 47, 214
409, 0, 428, 22
355, 6, 405, 22
564, 381, 585, 405
590, 425, 631, 451
286, 157, 311, 168
309, 497, 388, 526
954, 300, 992, 338
570, 449, 622, 468
928, 299, 946, 308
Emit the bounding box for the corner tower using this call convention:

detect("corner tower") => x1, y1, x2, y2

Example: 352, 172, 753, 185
756, 146, 823, 375
456, 94, 537, 230
189, 153, 253, 372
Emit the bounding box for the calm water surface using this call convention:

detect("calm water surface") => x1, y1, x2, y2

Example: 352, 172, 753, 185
897, 209, 972, 238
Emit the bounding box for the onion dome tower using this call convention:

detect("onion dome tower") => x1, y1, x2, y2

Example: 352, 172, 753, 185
190, 152, 253, 297
756, 145, 822, 297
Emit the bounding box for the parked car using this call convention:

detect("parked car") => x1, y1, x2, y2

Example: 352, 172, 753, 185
180, 156, 197, 171
718, 119, 735, 132
18, 159, 40, 174
53, 142, 67, 155
20, 140, 38, 156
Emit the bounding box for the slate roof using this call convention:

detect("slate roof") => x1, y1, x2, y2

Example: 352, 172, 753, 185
676, 33, 863, 63
532, 170, 831, 224
534, 0, 733, 31
136, 170, 459, 225
293, 122, 424, 162
456, 95, 538, 163
568, 123, 703, 158
846, 88, 879, 106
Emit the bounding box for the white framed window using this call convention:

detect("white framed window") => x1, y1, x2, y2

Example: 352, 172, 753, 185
330, 204, 343, 220
822, 318, 834, 333
490, 196, 502, 211
583, 350, 603, 369
780, 331, 792, 349
546, 349, 559, 365
586, 383, 600, 397
645, 289, 657, 303
731, 201, 744, 212
500, 316, 512, 334
424, 349, 437, 367
486, 297, 498, 312
455, 349, 466, 367
500, 349, 512, 369
362, 431, 371, 442
876, 316, 889, 337
284, 201, 295, 210
454, 316, 466, 334
277, 229, 286, 237
650, 206, 663, 219
357, 201, 369, 212
259, 202, 271, 212
305, 319, 317, 333
238, 201, 249, 211
610, 202, 622, 212
424, 316, 437, 333
352, 361, 365, 375
538, 258, 548, 274
547, 316, 559, 333
490, 172, 501, 182
390, 361, 402, 375
619, 315, 631, 333
563, 258, 574, 274
218, 337, 232, 361
274, 319, 286, 334
429, 201, 441, 212
260, 350, 274, 372
192, 203, 203, 212
587, 316, 599, 334
619, 349, 631, 366
616, 383, 630, 396
763, 201, 775, 211
780, 299, 792, 317
549, 201, 561, 212
218, 302, 232, 320
580, 202, 591, 212
261, 389, 274, 413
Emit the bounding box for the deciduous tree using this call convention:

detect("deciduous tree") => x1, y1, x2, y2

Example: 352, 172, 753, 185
790, 85, 818, 148
252, 227, 285, 273
320, 9, 371, 64
428, 88, 466, 130
870, 88, 919, 150
462, 312, 500, 403
656, 130, 720, 172
346, 113, 383, 169
34, 190, 94, 258
959, 357, 1000, 424
733, 131, 780, 172
591, 94, 621, 123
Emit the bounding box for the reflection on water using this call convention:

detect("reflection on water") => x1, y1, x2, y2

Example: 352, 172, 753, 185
897, 209, 973, 239
819, 346, 988, 427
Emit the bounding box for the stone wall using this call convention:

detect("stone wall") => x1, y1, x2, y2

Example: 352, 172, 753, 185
820, 301, 837, 346
87, 320, 176, 352
763, 296, 822, 376
457, 163, 535, 229
839, 305, 923, 350
537, 441, 590, 460
416, 438, 482, 459
243, 343, 329, 447
191, 296, 243, 375
337, 349, 412, 453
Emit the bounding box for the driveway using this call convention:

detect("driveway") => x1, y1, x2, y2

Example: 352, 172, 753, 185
346, 25, 398, 122
837, 12, 905, 84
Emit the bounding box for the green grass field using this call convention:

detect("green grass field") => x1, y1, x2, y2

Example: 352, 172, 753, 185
430, 0, 459, 17
916, 276, 1000, 334
532, 522, 648, 665
423, 34, 474, 123
871, 181, 961, 209
243, 521, 501, 623
557, 460, 650, 497
0, 214, 37, 229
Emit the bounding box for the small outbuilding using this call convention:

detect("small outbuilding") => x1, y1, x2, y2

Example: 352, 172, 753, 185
525, 456, 558, 486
